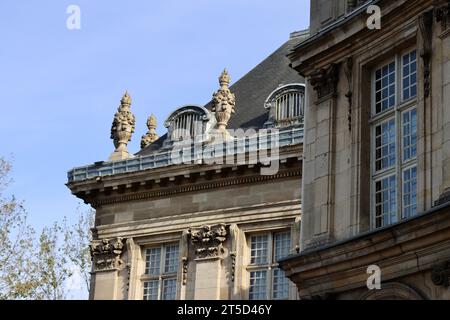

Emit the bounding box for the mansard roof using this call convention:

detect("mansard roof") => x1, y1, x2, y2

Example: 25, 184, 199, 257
137, 32, 306, 157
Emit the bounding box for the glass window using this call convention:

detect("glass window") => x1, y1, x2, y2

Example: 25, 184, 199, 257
375, 118, 396, 171
274, 232, 291, 261
162, 279, 177, 301
402, 108, 417, 162
402, 50, 417, 101
164, 245, 179, 274
250, 235, 268, 265
375, 61, 396, 114
248, 231, 292, 300
142, 243, 179, 300
249, 270, 267, 300
145, 248, 161, 275
375, 175, 397, 228
143, 280, 159, 301
403, 166, 417, 219
371, 49, 418, 229
272, 269, 290, 300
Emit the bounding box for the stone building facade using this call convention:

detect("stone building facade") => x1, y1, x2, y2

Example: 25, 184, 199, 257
67, 31, 308, 300
280, 0, 450, 300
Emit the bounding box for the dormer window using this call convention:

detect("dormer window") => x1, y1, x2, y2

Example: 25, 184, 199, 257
164, 105, 214, 143
265, 84, 305, 128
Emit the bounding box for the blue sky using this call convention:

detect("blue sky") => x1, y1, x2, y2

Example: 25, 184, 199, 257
0, 0, 309, 297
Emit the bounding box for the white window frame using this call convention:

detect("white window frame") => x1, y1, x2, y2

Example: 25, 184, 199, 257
141, 243, 180, 301
370, 48, 418, 230
246, 230, 292, 300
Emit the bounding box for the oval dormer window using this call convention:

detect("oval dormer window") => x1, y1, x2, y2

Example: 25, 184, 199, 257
164, 105, 213, 142
265, 84, 305, 128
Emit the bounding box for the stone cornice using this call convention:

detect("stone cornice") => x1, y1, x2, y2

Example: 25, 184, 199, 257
279, 203, 450, 298
290, 0, 433, 76
89, 167, 301, 208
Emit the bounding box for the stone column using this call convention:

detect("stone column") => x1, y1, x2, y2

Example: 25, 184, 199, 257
89, 238, 125, 300
188, 224, 228, 300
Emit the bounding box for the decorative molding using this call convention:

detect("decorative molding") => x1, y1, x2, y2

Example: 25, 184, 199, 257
230, 252, 237, 282
109, 92, 136, 161
182, 257, 188, 285
431, 261, 450, 287
90, 238, 125, 272
344, 57, 353, 130
309, 63, 340, 103
434, 0, 450, 33
90, 168, 301, 207
419, 10, 434, 98
188, 224, 228, 259
229, 224, 239, 282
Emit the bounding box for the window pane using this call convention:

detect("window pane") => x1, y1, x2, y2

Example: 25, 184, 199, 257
375, 61, 396, 114
143, 281, 159, 300
375, 118, 396, 172
403, 166, 417, 219
164, 244, 179, 274
402, 108, 417, 162
162, 278, 177, 300
274, 232, 291, 262
273, 269, 290, 300
145, 248, 161, 275
375, 175, 397, 228
249, 270, 267, 300
250, 235, 269, 265
402, 50, 417, 101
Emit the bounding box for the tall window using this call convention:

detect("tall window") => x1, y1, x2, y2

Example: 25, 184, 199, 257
371, 49, 418, 229
248, 231, 291, 300
142, 244, 179, 300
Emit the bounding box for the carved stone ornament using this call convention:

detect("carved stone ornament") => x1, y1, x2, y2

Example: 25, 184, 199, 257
188, 224, 228, 259
141, 114, 159, 149
434, 0, 450, 32
431, 261, 450, 287
309, 63, 340, 102
90, 238, 125, 272
109, 91, 136, 161
212, 70, 236, 138
344, 57, 353, 130
419, 10, 434, 98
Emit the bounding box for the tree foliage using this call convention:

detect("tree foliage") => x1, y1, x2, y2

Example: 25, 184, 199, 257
0, 157, 95, 300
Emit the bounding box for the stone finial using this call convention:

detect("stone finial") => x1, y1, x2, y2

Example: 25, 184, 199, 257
212, 69, 236, 138
141, 114, 159, 149
109, 91, 136, 161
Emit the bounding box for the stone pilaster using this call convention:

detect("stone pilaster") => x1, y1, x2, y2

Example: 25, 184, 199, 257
188, 224, 228, 300
89, 238, 125, 300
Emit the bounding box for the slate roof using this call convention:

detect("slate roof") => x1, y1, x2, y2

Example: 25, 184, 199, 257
137, 32, 307, 157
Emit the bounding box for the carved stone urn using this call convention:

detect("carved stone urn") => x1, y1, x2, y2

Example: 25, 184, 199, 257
212, 70, 236, 139
109, 91, 136, 161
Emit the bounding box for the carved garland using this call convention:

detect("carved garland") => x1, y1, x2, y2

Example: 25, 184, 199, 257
188, 224, 228, 259
309, 63, 340, 102
90, 238, 125, 272
434, 0, 450, 32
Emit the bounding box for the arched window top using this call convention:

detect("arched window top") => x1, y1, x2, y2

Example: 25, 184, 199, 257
265, 83, 305, 128
164, 105, 214, 142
